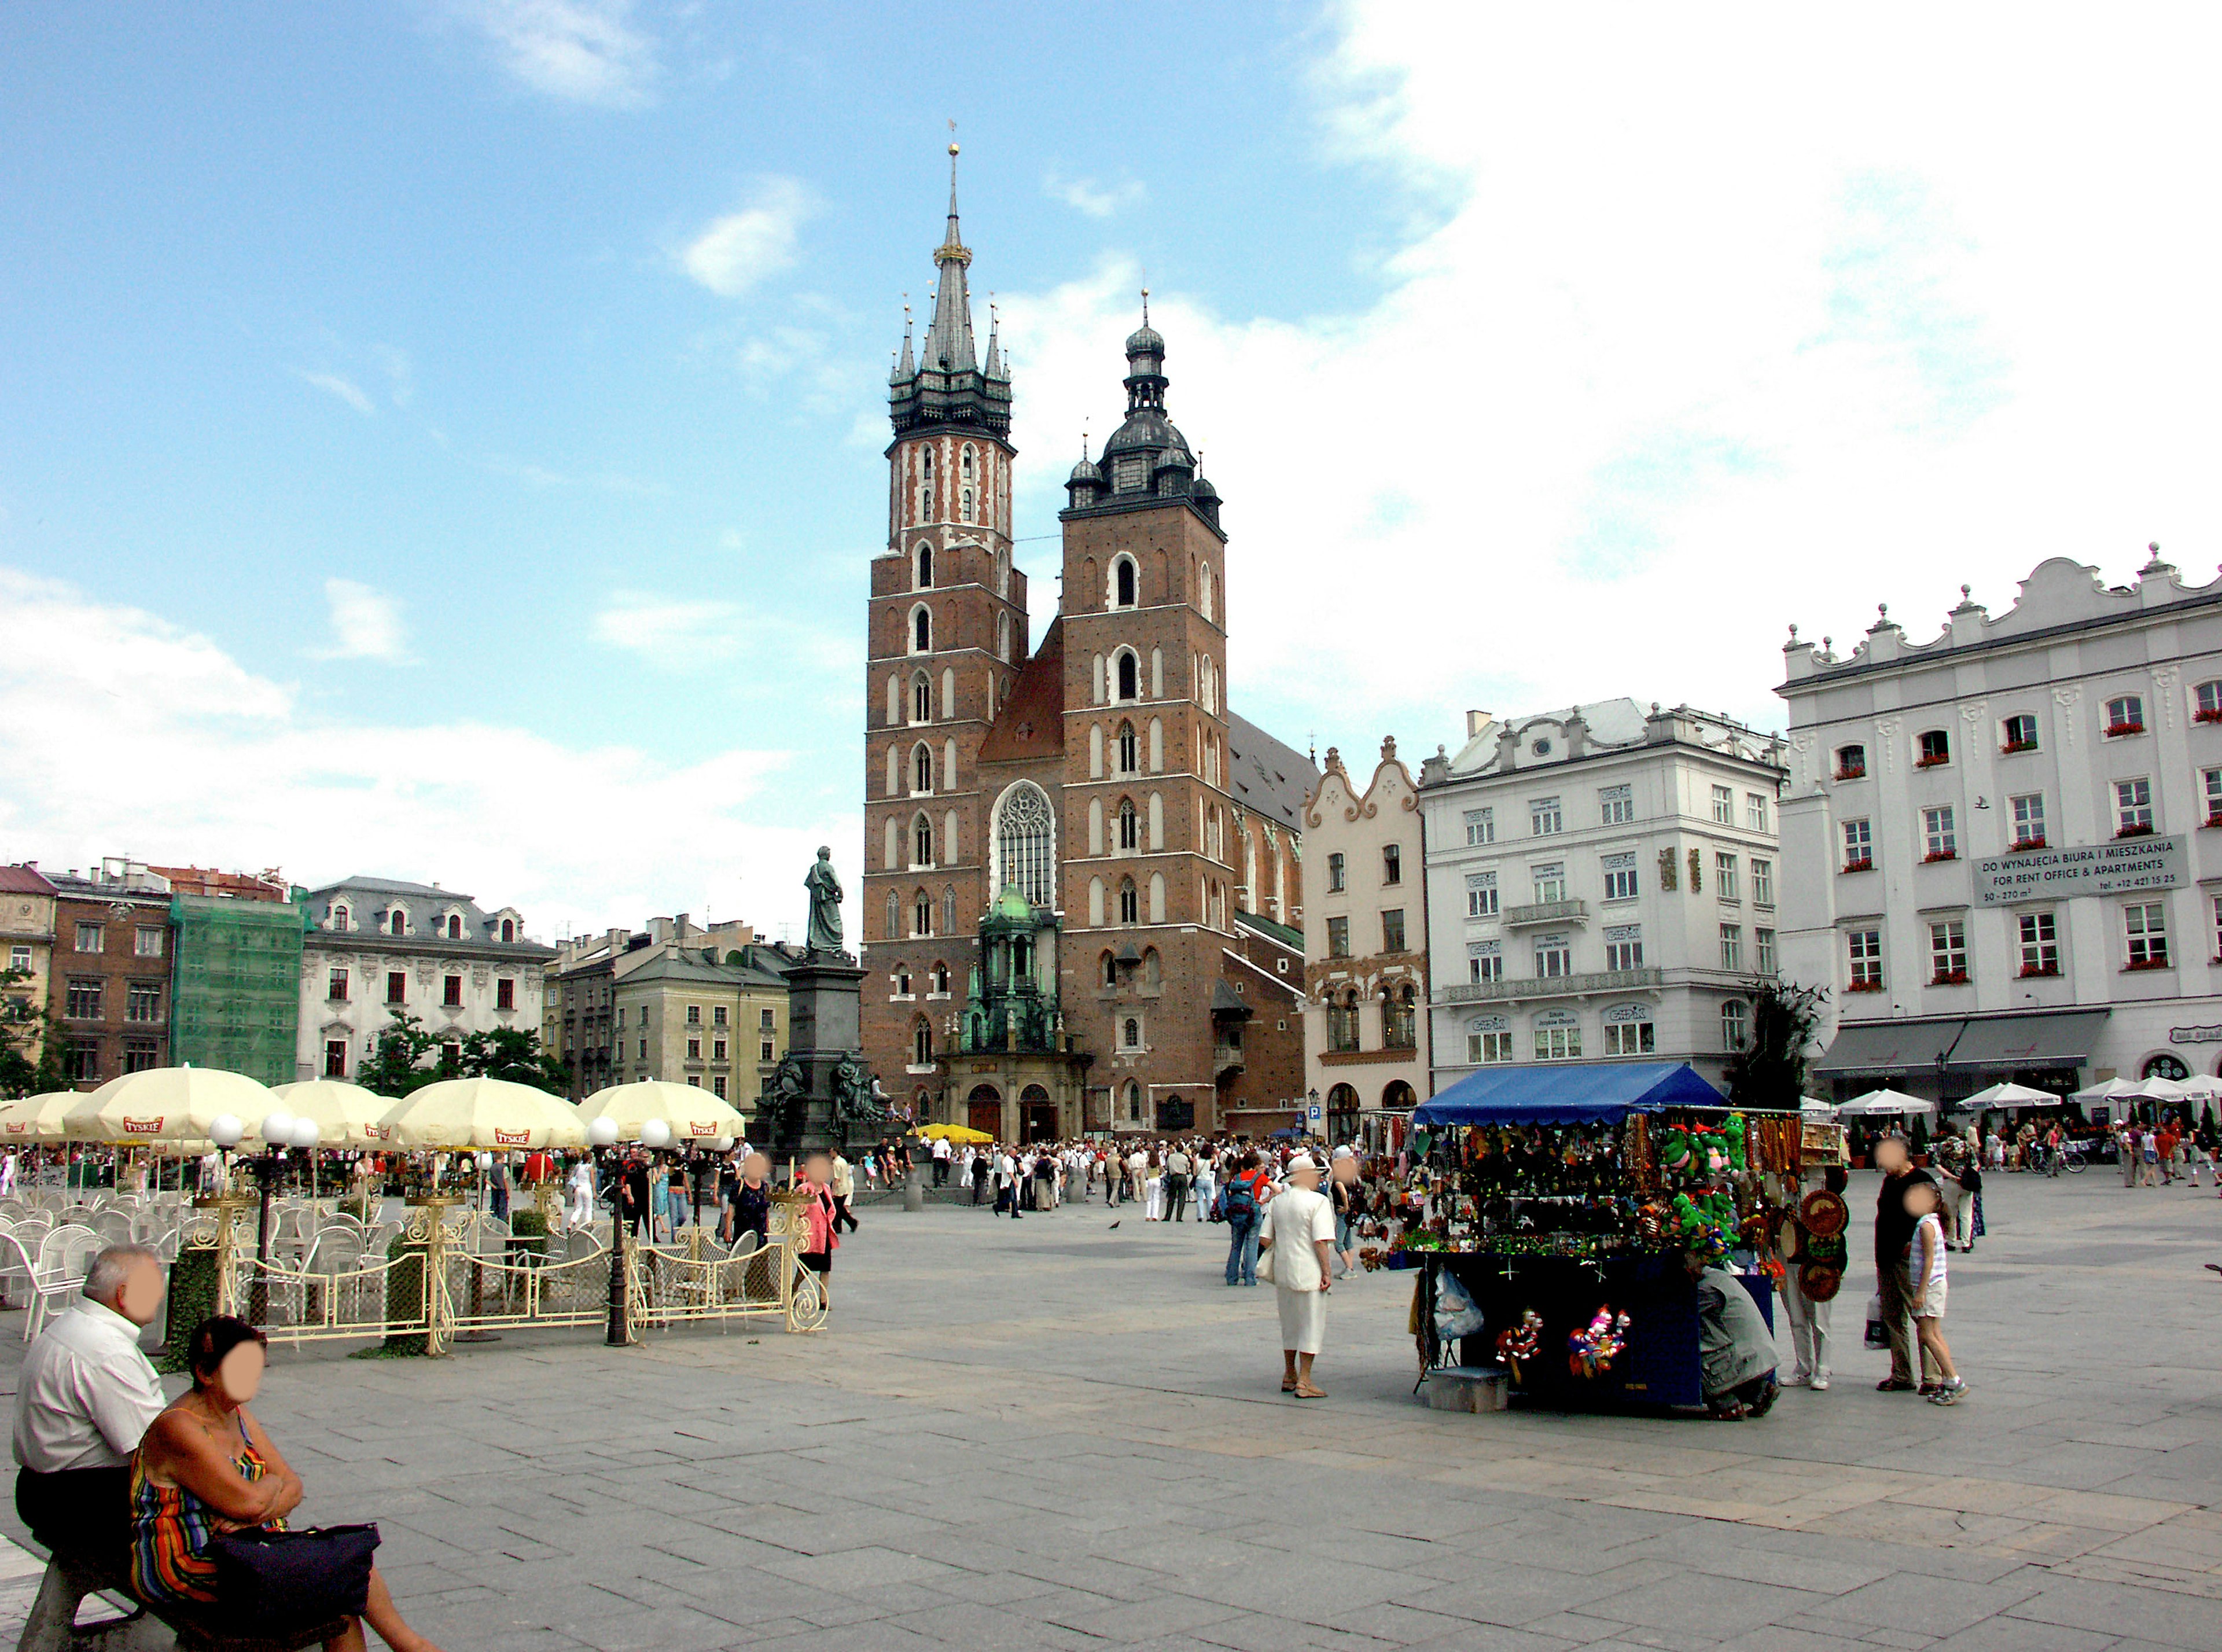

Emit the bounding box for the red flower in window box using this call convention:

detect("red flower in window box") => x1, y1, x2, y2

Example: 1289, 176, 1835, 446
2019, 964, 2059, 978
1835, 764, 1866, 781
2105, 720, 2145, 738
1845, 980, 1885, 994
2000, 738, 2039, 754
2008, 837, 2047, 852
1842, 858, 1873, 873
1930, 970, 1969, 985
2115, 822, 2158, 839
2197, 707, 2222, 726
1914, 753, 1949, 769
2206, 815, 2222, 830
1922, 849, 1958, 863
2126, 956, 2172, 972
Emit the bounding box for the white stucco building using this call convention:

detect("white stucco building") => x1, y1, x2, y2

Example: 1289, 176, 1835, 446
1418, 700, 1785, 1091
297, 877, 554, 1081
1302, 737, 1430, 1141
1780, 551, 2222, 1105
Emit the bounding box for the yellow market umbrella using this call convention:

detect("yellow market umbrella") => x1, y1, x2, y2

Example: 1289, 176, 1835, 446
575, 1081, 748, 1146
918, 1123, 992, 1145
69, 1066, 277, 1145
0, 1092, 78, 1145
377, 1077, 586, 1151
271, 1080, 398, 1149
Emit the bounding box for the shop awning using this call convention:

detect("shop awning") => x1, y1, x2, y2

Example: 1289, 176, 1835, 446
1811, 1018, 1962, 1079
1414, 1061, 1725, 1127
1943, 1010, 2109, 1072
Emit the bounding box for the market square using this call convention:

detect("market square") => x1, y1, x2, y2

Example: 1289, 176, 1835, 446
3, 1172, 2213, 1652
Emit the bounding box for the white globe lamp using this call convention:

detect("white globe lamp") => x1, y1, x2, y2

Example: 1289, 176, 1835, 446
209, 1114, 244, 1150
259, 1110, 295, 1147
641, 1118, 673, 1151
586, 1116, 619, 1149
289, 1118, 321, 1150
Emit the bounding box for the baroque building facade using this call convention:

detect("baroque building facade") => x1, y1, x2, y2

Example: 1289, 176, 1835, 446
859, 159, 1314, 1140
1780, 550, 2222, 1111
1302, 739, 1431, 1144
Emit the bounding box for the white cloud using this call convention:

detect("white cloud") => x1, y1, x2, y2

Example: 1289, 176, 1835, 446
0, 566, 838, 939
593, 591, 852, 676
680, 179, 813, 299
293, 370, 374, 415
1044, 170, 1146, 219
314, 579, 410, 664
996, 6, 2222, 743
459, 0, 657, 107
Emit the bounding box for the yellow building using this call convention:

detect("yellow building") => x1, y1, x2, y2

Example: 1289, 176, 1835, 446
608, 952, 790, 1108
1, 866, 60, 1076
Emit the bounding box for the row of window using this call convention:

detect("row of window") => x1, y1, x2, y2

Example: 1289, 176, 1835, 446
908, 535, 1012, 597
1325, 983, 1421, 1051
61, 979, 164, 1022
1461, 923, 1776, 983
1844, 898, 2200, 986
324, 969, 521, 1012
1840, 771, 2217, 871
1833, 685, 2222, 781
67, 923, 165, 956
1463, 1001, 1752, 1063
318, 905, 520, 943
63, 1038, 162, 1084
1325, 844, 1402, 892
1459, 785, 1769, 844
1463, 854, 1775, 915
1325, 910, 1408, 958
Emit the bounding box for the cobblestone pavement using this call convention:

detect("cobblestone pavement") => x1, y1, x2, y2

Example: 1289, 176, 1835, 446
1, 1170, 2217, 1651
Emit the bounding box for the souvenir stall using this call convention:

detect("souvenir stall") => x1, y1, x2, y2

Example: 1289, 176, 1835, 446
1406, 1062, 1842, 1410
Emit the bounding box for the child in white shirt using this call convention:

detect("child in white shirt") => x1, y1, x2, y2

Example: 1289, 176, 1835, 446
1903, 1179, 1966, 1405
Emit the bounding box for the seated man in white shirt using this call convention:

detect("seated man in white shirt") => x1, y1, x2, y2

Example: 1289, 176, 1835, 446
12, 1245, 166, 1557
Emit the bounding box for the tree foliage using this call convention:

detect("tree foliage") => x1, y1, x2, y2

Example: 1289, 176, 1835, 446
0, 966, 64, 1100
1723, 980, 1828, 1113
360, 1008, 570, 1098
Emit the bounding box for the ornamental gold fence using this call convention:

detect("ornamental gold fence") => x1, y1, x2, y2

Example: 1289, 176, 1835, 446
181, 1194, 823, 1355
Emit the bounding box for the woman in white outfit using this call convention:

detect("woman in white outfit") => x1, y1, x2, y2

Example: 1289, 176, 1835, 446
566, 1157, 595, 1232
1258, 1154, 1335, 1398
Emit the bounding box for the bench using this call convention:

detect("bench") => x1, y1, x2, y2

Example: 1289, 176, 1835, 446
17, 1548, 348, 1652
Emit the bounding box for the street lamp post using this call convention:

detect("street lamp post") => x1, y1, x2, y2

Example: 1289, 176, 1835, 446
586, 1114, 624, 1344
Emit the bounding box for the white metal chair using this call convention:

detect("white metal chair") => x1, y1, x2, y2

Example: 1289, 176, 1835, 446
24, 1224, 102, 1340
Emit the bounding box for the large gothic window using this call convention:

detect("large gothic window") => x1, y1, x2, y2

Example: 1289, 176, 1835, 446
912, 744, 933, 794
1117, 799, 1138, 852
913, 672, 931, 723
914, 1018, 933, 1065
1119, 878, 1139, 925
913, 889, 933, 936
913, 813, 933, 866
992, 781, 1056, 907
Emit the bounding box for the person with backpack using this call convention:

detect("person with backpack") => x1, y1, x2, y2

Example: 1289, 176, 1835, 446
1221, 1150, 1270, 1286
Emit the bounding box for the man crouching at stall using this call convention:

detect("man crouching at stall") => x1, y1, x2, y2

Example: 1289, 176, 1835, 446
1684, 1244, 1779, 1419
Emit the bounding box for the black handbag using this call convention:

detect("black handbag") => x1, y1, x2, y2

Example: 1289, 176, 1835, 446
207, 1524, 380, 1633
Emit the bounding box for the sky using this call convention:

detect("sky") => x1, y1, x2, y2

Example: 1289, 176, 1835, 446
7, 3, 2222, 942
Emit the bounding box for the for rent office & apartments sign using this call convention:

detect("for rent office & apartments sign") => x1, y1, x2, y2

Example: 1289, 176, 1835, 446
1972, 836, 2187, 906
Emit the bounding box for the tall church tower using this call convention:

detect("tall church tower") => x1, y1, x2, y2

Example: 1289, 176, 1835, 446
860, 147, 1027, 1101
1055, 311, 1237, 1133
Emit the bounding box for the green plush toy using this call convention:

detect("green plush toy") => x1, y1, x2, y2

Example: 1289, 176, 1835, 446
1703, 1188, 1738, 1229
1672, 1192, 1705, 1236
1659, 1127, 1692, 1175
1721, 1112, 1748, 1173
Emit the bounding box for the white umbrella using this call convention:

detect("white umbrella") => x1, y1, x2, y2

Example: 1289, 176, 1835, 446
2120, 1074, 2192, 1103
1798, 1095, 1837, 1116
2172, 1073, 2222, 1104
272, 1081, 398, 1149
0, 1091, 79, 1145
377, 1077, 586, 1151
1956, 1081, 2062, 1110
1837, 1087, 1938, 1117
68, 1066, 275, 1145
574, 1081, 748, 1145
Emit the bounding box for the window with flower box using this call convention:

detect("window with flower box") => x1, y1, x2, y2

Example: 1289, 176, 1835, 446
1835, 744, 1866, 781
2198, 680, 2222, 724
1842, 818, 1873, 872
2000, 713, 2039, 754
2205, 768, 2222, 827
1922, 805, 1957, 861
2115, 778, 2155, 836
2018, 911, 2059, 977
2125, 900, 2169, 969
2105, 694, 2145, 737
1848, 928, 1883, 990
2010, 793, 2046, 849
1916, 730, 1950, 767
1928, 919, 1969, 984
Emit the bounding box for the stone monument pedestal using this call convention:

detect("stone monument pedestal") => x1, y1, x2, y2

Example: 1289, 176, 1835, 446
766, 953, 875, 1160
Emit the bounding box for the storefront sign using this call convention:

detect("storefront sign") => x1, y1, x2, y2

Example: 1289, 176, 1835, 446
2170, 1024, 2222, 1044
1971, 836, 2186, 906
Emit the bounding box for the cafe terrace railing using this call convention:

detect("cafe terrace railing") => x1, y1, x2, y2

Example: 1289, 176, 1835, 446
185, 1193, 825, 1354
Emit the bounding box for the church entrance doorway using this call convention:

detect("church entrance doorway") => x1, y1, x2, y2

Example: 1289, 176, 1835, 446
1020, 1084, 1055, 1143
967, 1084, 1002, 1140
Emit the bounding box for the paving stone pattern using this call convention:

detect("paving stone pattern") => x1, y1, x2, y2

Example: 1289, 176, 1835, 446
0, 1171, 2216, 1650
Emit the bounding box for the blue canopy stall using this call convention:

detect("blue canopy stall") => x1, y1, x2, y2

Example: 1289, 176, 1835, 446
1403, 1062, 1785, 1412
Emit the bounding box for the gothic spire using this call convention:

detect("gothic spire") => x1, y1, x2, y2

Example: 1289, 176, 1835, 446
923, 142, 976, 374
